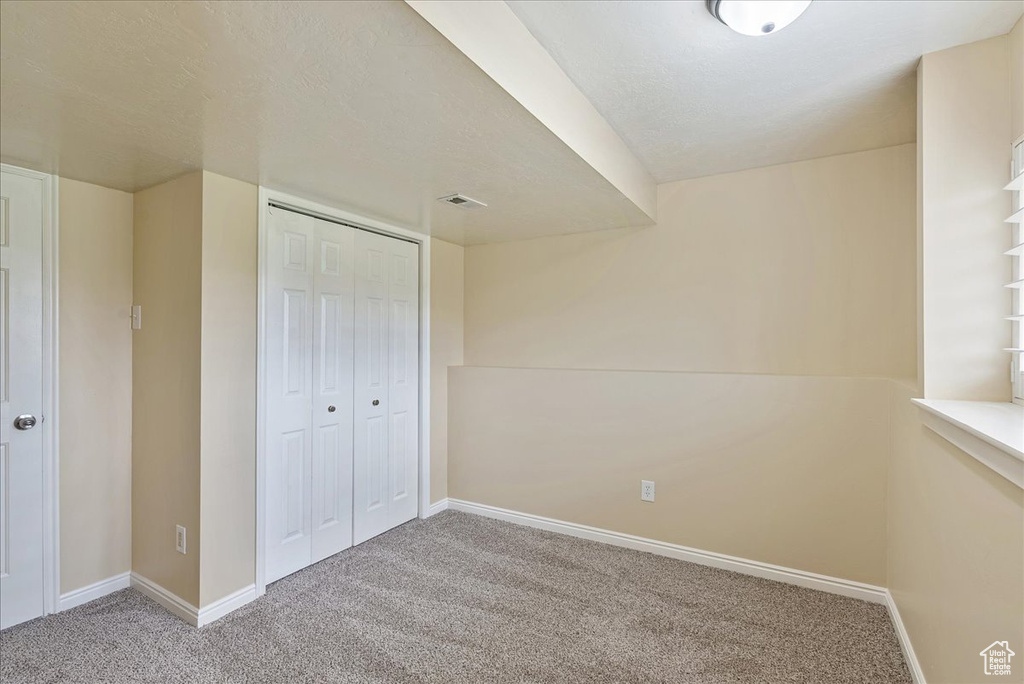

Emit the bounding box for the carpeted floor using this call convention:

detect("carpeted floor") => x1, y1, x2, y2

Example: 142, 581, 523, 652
0, 510, 911, 683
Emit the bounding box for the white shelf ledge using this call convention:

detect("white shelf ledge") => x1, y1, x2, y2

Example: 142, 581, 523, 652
912, 399, 1023, 489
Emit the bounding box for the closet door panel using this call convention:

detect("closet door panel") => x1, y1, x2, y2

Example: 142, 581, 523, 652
310, 219, 355, 564
353, 230, 391, 544
265, 208, 315, 584
386, 241, 419, 528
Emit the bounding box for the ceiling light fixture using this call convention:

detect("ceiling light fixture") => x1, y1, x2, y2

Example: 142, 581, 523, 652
706, 0, 812, 36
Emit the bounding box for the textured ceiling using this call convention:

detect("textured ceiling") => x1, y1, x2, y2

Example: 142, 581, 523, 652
0, 0, 650, 245
507, 0, 1024, 182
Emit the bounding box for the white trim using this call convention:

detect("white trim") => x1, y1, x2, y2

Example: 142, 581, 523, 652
255, 187, 432, 597
129, 573, 256, 627
0, 164, 60, 616
885, 590, 927, 684
445, 502, 932, 676
447, 499, 888, 604
44, 173, 59, 616
255, 186, 267, 597
58, 572, 130, 611
419, 236, 432, 522
130, 572, 199, 626
426, 498, 450, 517
196, 584, 257, 627
912, 399, 1023, 489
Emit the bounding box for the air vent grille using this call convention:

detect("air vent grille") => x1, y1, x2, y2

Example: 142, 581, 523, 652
437, 193, 487, 210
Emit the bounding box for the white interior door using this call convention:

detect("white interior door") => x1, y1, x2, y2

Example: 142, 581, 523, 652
310, 218, 354, 564
0, 169, 46, 629
265, 205, 419, 581
265, 208, 356, 583
353, 230, 419, 545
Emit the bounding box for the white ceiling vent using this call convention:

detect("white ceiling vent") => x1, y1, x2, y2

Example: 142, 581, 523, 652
438, 193, 487, 209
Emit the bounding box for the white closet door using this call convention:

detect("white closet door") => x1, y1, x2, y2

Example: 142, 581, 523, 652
385, 236, 420, 530
310, 219, 355, 564
353, 230, 419, 545
266, 208, 357, 583
265, 208, 315, 583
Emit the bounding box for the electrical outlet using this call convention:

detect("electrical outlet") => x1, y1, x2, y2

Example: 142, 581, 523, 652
176, 525, 187, 554
641, 480, 655, 503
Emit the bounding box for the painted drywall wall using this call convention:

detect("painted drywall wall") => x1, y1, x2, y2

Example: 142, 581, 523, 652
58, 178, 133, 594
1011, 16, 1023, 142
452, 148, 915, 584
198, 172, 257, 607
132, 171, 203, 606
887, 381, 1023, 683
919, 35, 1012, 401
429, 238, 464, 504
465, 144, 916, 379
449, 367, 889, 585
882, 31, 1024, 683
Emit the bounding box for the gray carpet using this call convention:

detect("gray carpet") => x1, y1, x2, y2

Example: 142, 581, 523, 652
0, 510, 911, 683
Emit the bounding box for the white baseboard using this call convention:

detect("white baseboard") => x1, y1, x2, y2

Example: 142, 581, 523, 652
426, 498, 450, 517
196, 584, 257, 627
448, 500, 929, 677
447, 499, 888, 604
59, 571, 131, 611
130, 572, 199, 626
885, 590, 927, 684
130, 572, 255, 628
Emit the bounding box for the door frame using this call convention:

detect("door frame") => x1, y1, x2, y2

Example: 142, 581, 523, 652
0, 163, 60, 616
254, 187, 431, 597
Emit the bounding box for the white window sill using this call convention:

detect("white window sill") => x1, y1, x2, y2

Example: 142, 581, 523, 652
912, 399, 1024, 489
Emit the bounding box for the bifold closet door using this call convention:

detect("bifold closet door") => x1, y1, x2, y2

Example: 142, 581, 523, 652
310, 218, 355, 565
265, 208, 355, 583
353, 229, 419, 545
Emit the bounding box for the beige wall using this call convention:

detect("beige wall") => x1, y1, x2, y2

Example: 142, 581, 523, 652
58, 178, 133, 593
429, 238, 464, 504
450, 367, 889, 584
466, 144, 917, 379
883, 32, 1024, 683
198, 172, 257, 607
918, 35, 1012, 401
887, 382, 1023, 683
1011, 17, 1023, 142
452, 146, 917, 585
132, 171, 203, 606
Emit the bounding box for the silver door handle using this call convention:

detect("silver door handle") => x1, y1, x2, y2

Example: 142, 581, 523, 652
14, 414, 37, 430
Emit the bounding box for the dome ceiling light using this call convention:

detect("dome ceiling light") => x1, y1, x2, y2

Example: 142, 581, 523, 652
706, 0, 813, 36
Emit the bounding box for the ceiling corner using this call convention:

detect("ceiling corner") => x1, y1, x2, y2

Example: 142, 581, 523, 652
404, 0, 658, 223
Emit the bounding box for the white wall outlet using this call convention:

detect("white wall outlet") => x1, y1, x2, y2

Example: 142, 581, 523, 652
175, 525, 187, 554
131, 305, 143, 330
641, 480, 655, 502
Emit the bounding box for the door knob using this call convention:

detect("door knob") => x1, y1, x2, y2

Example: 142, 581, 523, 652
14, 414, 37, 431
327, 405, 336, 413
372, 399, 379, 406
